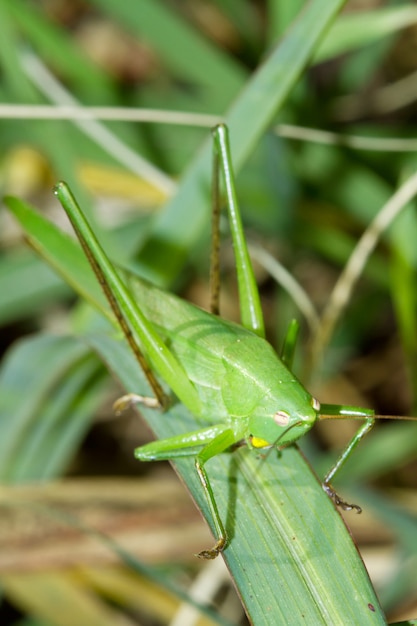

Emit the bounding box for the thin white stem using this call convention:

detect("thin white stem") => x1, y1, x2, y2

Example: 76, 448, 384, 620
275, 124, 417, 152
312, 168, 417, 364
169, 558, 231, 626
0, 98, 417, 152
249, 244, 319, 333
370, 67, 417, 114
334, 67, 417, 120
2, 100, 417, 153
0, 103, 222, 127
20, 50, 176, 195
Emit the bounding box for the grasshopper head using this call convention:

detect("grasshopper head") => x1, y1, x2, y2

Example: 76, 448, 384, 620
248, 384, 320, 449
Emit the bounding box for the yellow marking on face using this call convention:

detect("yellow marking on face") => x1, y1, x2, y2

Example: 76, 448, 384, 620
251, 436, 270, 449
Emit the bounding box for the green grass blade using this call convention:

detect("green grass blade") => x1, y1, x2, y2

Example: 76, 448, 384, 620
0, 334, 106, 481
4, 196, 111, 320
347, 488, 417, 615
315, 5, 417, 63
0, 0, 37, 100
91, 330, 386, 625
0, 250, 70, 325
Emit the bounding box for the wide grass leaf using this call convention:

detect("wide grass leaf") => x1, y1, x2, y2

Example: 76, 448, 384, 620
0, 333, 107, 481
315, 5, 417, 62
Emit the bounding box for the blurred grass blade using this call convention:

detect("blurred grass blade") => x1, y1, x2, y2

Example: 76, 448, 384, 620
134, 0, 348, 285
0, 0, 37, 99
5, 196, 111, 320
5, 194, 386, 623
327, 422, 417, 485
315, 5, 417, 63
88, 0, 247, 111
266, 0, 305, 41
0, 250, 70, 325
5, 0, 114, 99
0, 333, 107, 481
1, 571, 137, 626
390, 248, 417, 407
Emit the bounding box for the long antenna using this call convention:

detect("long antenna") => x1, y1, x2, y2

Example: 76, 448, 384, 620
319, 413, 417, 421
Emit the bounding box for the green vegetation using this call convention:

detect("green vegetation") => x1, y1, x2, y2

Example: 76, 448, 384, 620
1, 1, 417, 624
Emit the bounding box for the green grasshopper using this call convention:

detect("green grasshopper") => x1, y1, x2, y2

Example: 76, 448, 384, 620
54, 124, 379, 559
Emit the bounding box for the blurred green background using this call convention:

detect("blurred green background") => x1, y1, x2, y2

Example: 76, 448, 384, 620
1, 1, 417, 624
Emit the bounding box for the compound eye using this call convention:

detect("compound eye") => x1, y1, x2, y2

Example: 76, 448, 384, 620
311, 397, 321, 412
273, 410, 290, 426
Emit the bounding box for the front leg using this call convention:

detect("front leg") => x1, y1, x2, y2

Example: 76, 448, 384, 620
134, 424, 241, 558
320, 406, 375, 512
194, 428, 241, 559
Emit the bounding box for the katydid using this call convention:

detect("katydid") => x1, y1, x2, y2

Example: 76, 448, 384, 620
54, 124, 383, 560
